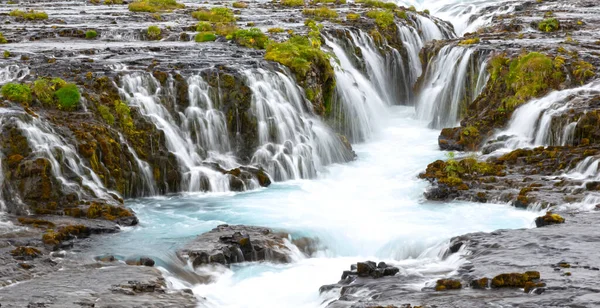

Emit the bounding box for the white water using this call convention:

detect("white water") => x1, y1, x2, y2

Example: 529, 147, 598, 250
497, 80, 600, 150
0, 65, 30, 84
92, 106, 539, 308
392, 0, 519, 35
416, 45, 488, 128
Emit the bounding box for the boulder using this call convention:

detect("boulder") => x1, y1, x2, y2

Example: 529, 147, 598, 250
177, 225, 294, 268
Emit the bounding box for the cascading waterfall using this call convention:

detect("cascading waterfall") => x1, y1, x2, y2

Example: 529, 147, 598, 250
0, 65, 30, 84
245, 69, 352, 181
416, 45, 489, 128
498, 80, 600, 150
324, 36, 390, 142
118, 133, 157, 197
15, 117, 119, 203
119, 73, 234, 192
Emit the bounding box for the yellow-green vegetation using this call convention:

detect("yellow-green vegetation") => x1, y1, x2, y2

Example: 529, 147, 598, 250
232, 1, 248, 8
0, 32, 7, 44
408, 5, 416, 11
396, 10, 407, 20
192, 7, 236, 23
85, 30, 98, 39
55, 84, 81, 110
419, 152, 505, 190
311, 0, 338, 3
1, 83, 32, 104
195, 31, 217, 42
233, 28, 269, 49
491, 272, 541, 288
346, 13, 360, 20
98, 104, 115, 125
196, 21, 213, 32
302, 7, 338, 20
267, 27, 285, 34
458, 37, 480, 45
42, 225, 89, 246
10, 246, 42, 258
147, 25, 161, 40
31, 77, 66, 107
535, 211, 565, 227
3, 51, 11, 58
435, 279, 462, 291
115, 100, 135, 133
490, 52, 563, 110
423, 9, 430, 14
356, 0, 397, 9
366, 10, 395, 29
538, 18, 559, 32
17, 217, 56, 228
9, 9, 48, 20
128, 0, 184, 12
86, 203, 134, 220
281, 0, 304, 6
572, 59, 596, 84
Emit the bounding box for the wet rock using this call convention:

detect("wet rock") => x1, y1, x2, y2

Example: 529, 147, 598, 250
177, 225, 294, 268
535, 212, 565, 227
435, 279, 462, 291
126, 257, 155, 267
491, 271, 541, 288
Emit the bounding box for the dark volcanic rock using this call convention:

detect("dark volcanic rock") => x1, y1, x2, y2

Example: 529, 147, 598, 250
177, 225, 294, 268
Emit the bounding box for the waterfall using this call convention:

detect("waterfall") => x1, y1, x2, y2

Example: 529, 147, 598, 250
119, 73, 234, 192
324, 36, 389, 142
499, 80, 600, 150
0, 65, 30, 84
15, 116, 120, 203
245, 69, 352, 181
416, 45, 488, 129
118, 133, 157, 197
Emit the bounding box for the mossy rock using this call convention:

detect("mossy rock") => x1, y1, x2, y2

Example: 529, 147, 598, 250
491, 271, 540, 288
435, 279, 462, 291
535, 212, 565, 227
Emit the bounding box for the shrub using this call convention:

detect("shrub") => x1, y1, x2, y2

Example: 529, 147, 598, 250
129, 0, 184, 12
55, 84, 81, 110
232, 1, 248, 8
302, 7, 338, 20
0, 32, 7, 44
196, 21, 213, 32
192, 7, 235, 23
233, 28, 269, 49
458, 37, 480, 45
147, 25, 161, 40
281, 0, 304, 6
98, 105, 115, 125
265, 35, 333, 78
538, 18, 559, 32
366, 10, 394, 29
195, 31, 217, 42
1, 83, 32, 104
346, 13, 360, 20
85, 30, 98, 39
9, 9, 48, 20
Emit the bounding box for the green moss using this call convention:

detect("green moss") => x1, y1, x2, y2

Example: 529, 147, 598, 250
356, 0, 397, 9
10, 246, 42, 258
233, 28, 269, 49
538, 18, 559, 32
458, 37, 480, 45
396, 10, 407, 20
17, 217, 56, 228
147, 25, 161, 40
232, 1, 248, 8
267, 27, 285, 33
503, 52, 562, 109
32, 78, 55, 106
115, 100, 135, 132
491, 272, 540, 288
98, 104, 115, 125
281, 0, 304, 6
195, 31, 217, 42
128, 0, 184, 12
3, 51, 9, 58
42, 225, 89, 246
192, 7, 235, 23
435, 279, 462, 291
265, 35, 331, 78
55, 84, 81, 110
85, 30, 98, 39
302, 7, 338, 20
196, 21, 212, 32
86, 203, 133, 220
1, 83, 32, 104
0, 32, 7, 44
9, 9, 48, 20
346, 13, 360, 20
366, 10, 395, 29
572, 60, 595, 84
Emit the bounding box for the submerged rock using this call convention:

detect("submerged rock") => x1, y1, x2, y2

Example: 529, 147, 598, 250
177, 225, 294, 268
